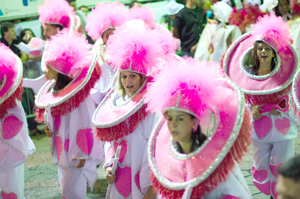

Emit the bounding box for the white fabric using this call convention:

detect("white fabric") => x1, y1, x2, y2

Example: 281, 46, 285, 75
211, 2, 233, 23
0, 163, 24, 199
289, 18, 300, 58
104, 96, 158, 199
194, 23, 241, 63
0, 101, 36, 172
46, 96, 103, 195
167, 1, 184, 16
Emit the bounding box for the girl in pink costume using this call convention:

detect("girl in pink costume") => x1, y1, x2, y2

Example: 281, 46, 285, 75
0, 43, 36, 199
34, 30, 103, 199
92, 20, 167, 199
86, 2, 128, 104
223, 13, 298, 198
145, 58, 252, 199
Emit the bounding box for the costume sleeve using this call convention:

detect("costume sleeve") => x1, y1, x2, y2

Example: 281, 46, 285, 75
103, 141, 115, 170
139, 113, 159, 194
68, 97, 103, 163
173, 13, 182, 30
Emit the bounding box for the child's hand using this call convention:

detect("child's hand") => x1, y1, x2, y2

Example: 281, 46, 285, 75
106, 167, 117, 184
44, 126, 52, 138
75, 159, 86, 168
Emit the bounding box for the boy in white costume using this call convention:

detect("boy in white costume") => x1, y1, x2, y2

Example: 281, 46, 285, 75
0, 43, 36, 199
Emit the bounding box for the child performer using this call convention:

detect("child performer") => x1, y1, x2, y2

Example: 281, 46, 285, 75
145, 58, 252, 199
34, 30, 103, 199
92, 20, 163, 199
0, 43, 36, 198
85, 2, 128, 103
223, 13, 298, 198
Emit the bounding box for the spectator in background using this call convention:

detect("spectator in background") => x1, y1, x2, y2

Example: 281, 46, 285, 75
172, 0, 207, 57
274, 0, 292, 21
276, 156, 300, 198
67, 0, 77, 11
129, 0, 142, 8
160, 1, 184, 31
79, 5, 89, 16
0, 22, 26, 61
19, 28, 42, 136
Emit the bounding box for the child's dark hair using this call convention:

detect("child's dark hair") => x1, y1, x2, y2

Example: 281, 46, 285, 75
54, 73, 73, 91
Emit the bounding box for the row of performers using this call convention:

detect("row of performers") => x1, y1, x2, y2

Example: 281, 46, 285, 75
1, 2, 300, 199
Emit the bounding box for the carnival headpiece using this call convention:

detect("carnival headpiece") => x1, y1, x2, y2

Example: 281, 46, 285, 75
223, 12, 298, 105
38, 0, 75, 28
106, 19, 162, 76
85, 2, 128, 40
128, 6, 156, 28
44, 30, 90, 78
211, 2, 233, 23
146, 59, 251, 198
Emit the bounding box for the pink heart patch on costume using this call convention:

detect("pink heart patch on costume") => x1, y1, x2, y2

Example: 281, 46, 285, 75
115, 166, 132, 198
254, 116, 272, 139
1, 191, 17, 199
76, 128, 94, 155
1, 115, 23, 139
274, 118, 290, 136
253, 181, 271, 195
135, 171, 141, 192
64, 139, 69, 152
114, 139, 128, 164
56, 136, 63, 162
55, 116, 61, 132
252, 166, 268, 182
271, 181, 278, 198
221, 195, 241, 199
270, 163, 283, 178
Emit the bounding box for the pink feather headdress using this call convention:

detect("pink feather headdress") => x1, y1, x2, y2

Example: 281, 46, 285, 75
0, 44, 16, 83
145, 58, 229, 119
252, 12, 292, 52
44, 29, 91, 78
106, 20, 163, 76
38, 0, 75, 28
128, 6, 156, 29
85, 2, 128, 40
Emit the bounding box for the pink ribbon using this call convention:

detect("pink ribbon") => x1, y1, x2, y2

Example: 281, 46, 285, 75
260, 95, 289, 114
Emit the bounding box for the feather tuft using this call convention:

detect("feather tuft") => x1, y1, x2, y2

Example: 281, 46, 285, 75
128, 6, 156, 29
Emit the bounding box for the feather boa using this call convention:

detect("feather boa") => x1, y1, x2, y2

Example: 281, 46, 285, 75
95, 104, 149, 141
151, 109, 252, 198
34, 62, 101, 123
0, 83, 23, 119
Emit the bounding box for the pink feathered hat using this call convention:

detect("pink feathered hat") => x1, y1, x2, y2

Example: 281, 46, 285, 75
38, 0, 75, 28
145, 59, 251, 198
223, 12, 298, 105
106, 19, 163, 77
0, 43, 23, 105
44, 29, 90, 78
85, 2, 128, 40
128, 6, 156, 29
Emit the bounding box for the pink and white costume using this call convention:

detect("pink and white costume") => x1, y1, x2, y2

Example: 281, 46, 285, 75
145, 59, 252, 199
223, 13, 298, 198
92, 20, 166, 199
86, 2, 128, 104
0, 44, 36, 199
34, 31, 103, 199
195, 2, 241, 63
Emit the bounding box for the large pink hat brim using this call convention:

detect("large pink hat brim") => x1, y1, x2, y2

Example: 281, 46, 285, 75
0, 54, 22, 104
223, 33, 298, 95
35, 53, 97, 108
148, 80, 246, 189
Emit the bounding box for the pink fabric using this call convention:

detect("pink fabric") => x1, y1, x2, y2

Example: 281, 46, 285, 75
105, 147, 114, 163
254, 116, 272, 139
29, 50, 42, 57
270, 163, 283, 178
76, 128, 94, 155
64, 139, 69, 152
221, 195, 241, 199
252, 166, 268, 182
55, 116, 61, 132
260, 95, 289, 114
114, 139, 128, 164
274, 118, 290, 136
56, 136, 63, 162
2, 115, 23, 140
1, 191, 17, 199
0, 44, 18, 99
271, 181, 278, 198
253, 181, 271, 195
115, 166, 132, 198
135, 171, 141, 192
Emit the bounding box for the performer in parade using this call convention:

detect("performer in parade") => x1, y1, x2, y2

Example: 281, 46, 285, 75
0, 43, 36, 199
223, 12, 298, 198
145, 58, 252, 199
34, 30, 103, 199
